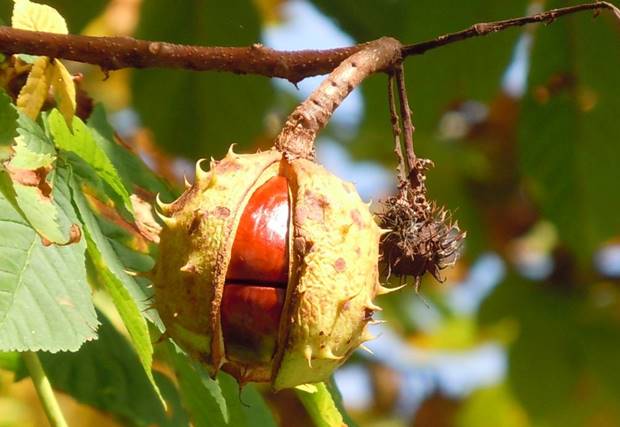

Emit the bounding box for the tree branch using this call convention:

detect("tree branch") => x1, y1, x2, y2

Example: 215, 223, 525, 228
402, 1, 620, 56
274, 37, 402, 159
0, 2, 618, 83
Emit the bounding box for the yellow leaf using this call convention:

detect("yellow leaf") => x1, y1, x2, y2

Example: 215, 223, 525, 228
51, 59, 76, 126
16, 56, 53, 119
12, 0, 68, 34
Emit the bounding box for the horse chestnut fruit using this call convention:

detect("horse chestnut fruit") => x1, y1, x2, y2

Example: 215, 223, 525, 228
153, 147, 390, 389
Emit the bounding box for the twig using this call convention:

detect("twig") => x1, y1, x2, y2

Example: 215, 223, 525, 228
274, 37, 402, 159
402, 1, 620, 56
387, 74, 406, 181
22, 352, 69, 427
0, 2, 618, 83
395, 65, 416, 174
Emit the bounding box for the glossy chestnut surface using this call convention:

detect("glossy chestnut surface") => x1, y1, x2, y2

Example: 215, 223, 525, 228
222, 176, 290, 363
226, 176, 289, 285
221, 284, 285, 363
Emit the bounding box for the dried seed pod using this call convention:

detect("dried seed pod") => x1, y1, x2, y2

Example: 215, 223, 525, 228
152, 147, 386, 389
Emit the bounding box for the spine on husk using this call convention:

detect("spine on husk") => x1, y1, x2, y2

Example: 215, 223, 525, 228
153, 146, 393, 389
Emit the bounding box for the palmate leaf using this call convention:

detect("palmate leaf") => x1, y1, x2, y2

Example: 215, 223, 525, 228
48, 109, 133, 212
70, 176, 162, 330
2, 115, 78, 245
83, 225, 165, 409
9, 111, 56, 170
0, 172, 98, 352
87, 105, 176, 200
6, 163, 80, 245
27, 312, 188, 427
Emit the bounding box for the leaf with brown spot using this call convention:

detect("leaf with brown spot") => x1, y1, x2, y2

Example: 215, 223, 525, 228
2, 164, 83, 245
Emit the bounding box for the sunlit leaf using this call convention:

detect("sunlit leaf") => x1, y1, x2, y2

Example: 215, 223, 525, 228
48, 109, 133, 212
295, 382, 345, 427
16, 56, 53, 120
50, 59, 76, 127
8, 112, 56, 170
6, 164, 80, 245
0, 173, 98, 352
71, 179, 162, 330
11, 0, 68, 34
87, 105, 176, 199
85, 234, 165, 410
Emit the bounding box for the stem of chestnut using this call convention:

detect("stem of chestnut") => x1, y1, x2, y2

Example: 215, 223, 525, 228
274, 37, 403, 160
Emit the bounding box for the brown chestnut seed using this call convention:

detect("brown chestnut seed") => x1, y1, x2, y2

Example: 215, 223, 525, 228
153, 149, 388, 389
226, 176, 289, 284
222, 176, 290, 364
221, 284, 285, 364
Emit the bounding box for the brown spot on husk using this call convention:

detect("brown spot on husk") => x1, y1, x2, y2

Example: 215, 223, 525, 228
213, 206, 231, 218
350, 209, 364, 228
334, 257, 346, 272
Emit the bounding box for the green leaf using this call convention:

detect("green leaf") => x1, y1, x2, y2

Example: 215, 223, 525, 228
29, 312, 187, 427
87, 104, 176, 199
9, 112, 56, 170
168, 344, 277, 427
295, 382, 345, 427
7, 163, 80, 245
219, 372, 277, 427
518, 6, 620, 257
132, 0, 274, 159
85, 233, 165, 409
0, 180, 98, 352
70, 176, 162, 330
169, 345, 230, 427
325, 376, 359, 427
48, 109, 132, 212
0, 90, 18, 146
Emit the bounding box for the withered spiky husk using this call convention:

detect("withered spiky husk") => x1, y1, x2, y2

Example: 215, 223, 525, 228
378, 158, 465, 288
